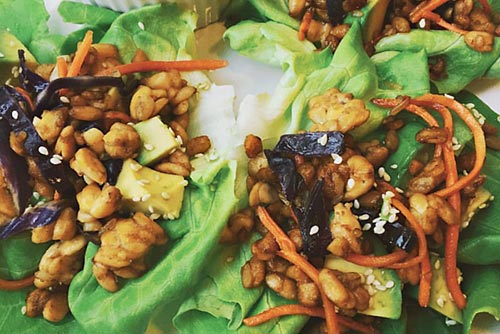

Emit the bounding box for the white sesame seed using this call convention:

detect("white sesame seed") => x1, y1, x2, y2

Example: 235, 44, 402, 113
444, 93, 455, 99
353, 199, 360, 209
139, 178, 151, 184
38, 146, 49, 156
385, 280, 395, 288
395, 187, 404, 194
367, 285, 377, 296
130, 163, 142, 171
437, 297, 445, 308
11, 109, 19, 120
194, 153, 204, 158
359, 214, 370, 221
462, 220, 470, 228
378, 167, 386, 178
138, 21, 145, 30
465, 103, 475, 109
180, 179, 188, 186
362, 223, 372, 231
331, 153, 343, 164
148, 205, 155, 213
149, 213, 160, 220
132, 196, 141, 202
141, 193, 151, 201
175, 135, 183, 145
390, 164, 398, 169
452, 144, 462, 151
21, 306, 26, 315
143, 143, 155, 151
161, 192, 170, 200
317, 134, 328, 146
383, 172, 391, 182
375, 283, 387, 291
50, 156, 62, 165
445, 318, 457, 326
418, 18, 426, 28
451, 136, 459, 145
346, 178, 355, 190
496, 115, 500, 123
60, 96, 70, 103
309, 225, 320, 235
167, 213, 175, 220
373, 225, 385, 234
366, 274, 375, 285
478, 117, 485, 125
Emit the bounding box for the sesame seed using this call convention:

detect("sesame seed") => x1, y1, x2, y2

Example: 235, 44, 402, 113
352, 10, 363, 17
385, 280, 395, 288
143, 143, 155, 151
418, 18, 426, 28
331, 153, 343, 164
444, 93, 455, 99
445, 319, 457, 326
364, 269, 373, 275
383, 172, 391, 182
378, 167, 386, 178
346, 178, 355, 190
366, 274, 375, 285
373, 225, 385, 234
462, 220, 470, 228
11, 109, 19, 120
451, 136, 459, 145
132, 196, 141, 202
167, 213, 175, 220
175, 135, 183, 145
437, 297, 445, 308
353, 199, 360, 209
367, 286, 377, 296
375, 283, 387, 291
138, 21, 145, 30
130, 163, 142, 171
309, 225, 319, 235
390, 164, 398, 169
38, 146, 49, 156
434, 259, 441, 270
180, 179, 189, 186
60, 96, 70, 103
478, 117, 485, 125
362, 223, 372, 231
139, 179, 151, 185
317, 134, 328, 146
21, 306, 26, 315
161, 192, 170, 200
395, 187, 404, 194
359, 214, 370, 221
141, 193, 151, 201
149, 213, 160, 220
50, 156, 62, 165
194, 153, 204, 158
148, 205, 155, 213
465, 103, 475, 109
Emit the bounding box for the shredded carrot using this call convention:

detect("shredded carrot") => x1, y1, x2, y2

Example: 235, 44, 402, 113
243, 304, 325, 326
477, 0, 492, 16
387, 253, 425, 269
375, 180, 405, 202
56, 56, 68, 78
409, 0, 448, 23
255, 206, 340, 334
427, 103, 467, 309
421, 11, 468, 35
413, 95, 486, 198
96, 59, 228, 77
103, 111, 133, 130
0, 275, 34, 290
14, 87, 35, 111
244, 305, 379, 334
345, 249, 408, 268
67, 30, 93, 77
298, 9, 313, 41
392, 199, 432, 307
406, 104, 443, 158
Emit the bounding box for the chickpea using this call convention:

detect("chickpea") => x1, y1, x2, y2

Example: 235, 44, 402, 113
241, 257, 266, 288
103, 122, 141, 159
70, 148, 107, 185
34, 108, 68, 145
83, 127, 105, 156
130, 85, 156, 121
344, 155, 375, 201
54, 125, 76, 161
265, 272, 297, 300
251, 232, 279, 261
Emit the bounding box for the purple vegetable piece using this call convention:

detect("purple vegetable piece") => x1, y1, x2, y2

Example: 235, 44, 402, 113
18, 49, 49, 95
103, 159, 123, 186
264, 149, 304, 202
273, 131, 344, 157
0, 121, 30, 215
0, 201, 65, 239
294, 179, 332, 256
34, 75, 126, 116
326, 0, 346, 26
0, 85, 76, 197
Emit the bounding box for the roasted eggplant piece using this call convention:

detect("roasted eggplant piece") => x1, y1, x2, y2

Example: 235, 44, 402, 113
273, 131, 344, 157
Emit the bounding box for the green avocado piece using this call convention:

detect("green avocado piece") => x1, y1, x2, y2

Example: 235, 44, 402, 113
409, 254, 463, 323
133, 116, 180, 166
115, 159, 187, 219
0, 30, 37, 84
324, 255, 402, 319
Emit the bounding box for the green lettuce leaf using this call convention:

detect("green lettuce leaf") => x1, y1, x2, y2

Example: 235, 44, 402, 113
375, 30, 500, 93
100, 3, 197, 62
246, 0, 299, 29
406, 300, 462, 334
68, 159, 239, 334
462, 265, 500, 334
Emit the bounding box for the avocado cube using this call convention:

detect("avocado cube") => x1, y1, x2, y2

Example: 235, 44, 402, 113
133, 116, 180, 166
116, 159, 187, 219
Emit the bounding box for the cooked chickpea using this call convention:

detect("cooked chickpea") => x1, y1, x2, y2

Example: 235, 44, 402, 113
70, 148, 107, 185
34, 108, 68, 145
103, 122, 141, 159
241, 257, 266, 288
130, 85, 156, 121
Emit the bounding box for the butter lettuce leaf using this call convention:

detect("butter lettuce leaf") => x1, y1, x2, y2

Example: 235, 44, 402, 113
69, 159, 239, 334
375, 30, 500, 93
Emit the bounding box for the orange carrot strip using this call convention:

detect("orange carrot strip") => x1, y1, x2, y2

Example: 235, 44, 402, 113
392, 199, 432, 307
256, 206, 296, 252
429, 103, 467, 309
422, 11, 468, 35
96, 59, 228, 76
56, 56, 68, 78
345, 249, 408, 268
0, 275, 34, 290
244, 305, 379, 334
409, 0, 448, 23
14, 87, 35, 111
298, 10, 313, 41
256, 206, 340, 334
243, 304, 325, 326
67, 30, 93, 77
413, 95, 486, 198
387, 253, 425, 269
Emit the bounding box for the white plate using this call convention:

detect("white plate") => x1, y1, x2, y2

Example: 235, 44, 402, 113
43, 1, 500, 333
